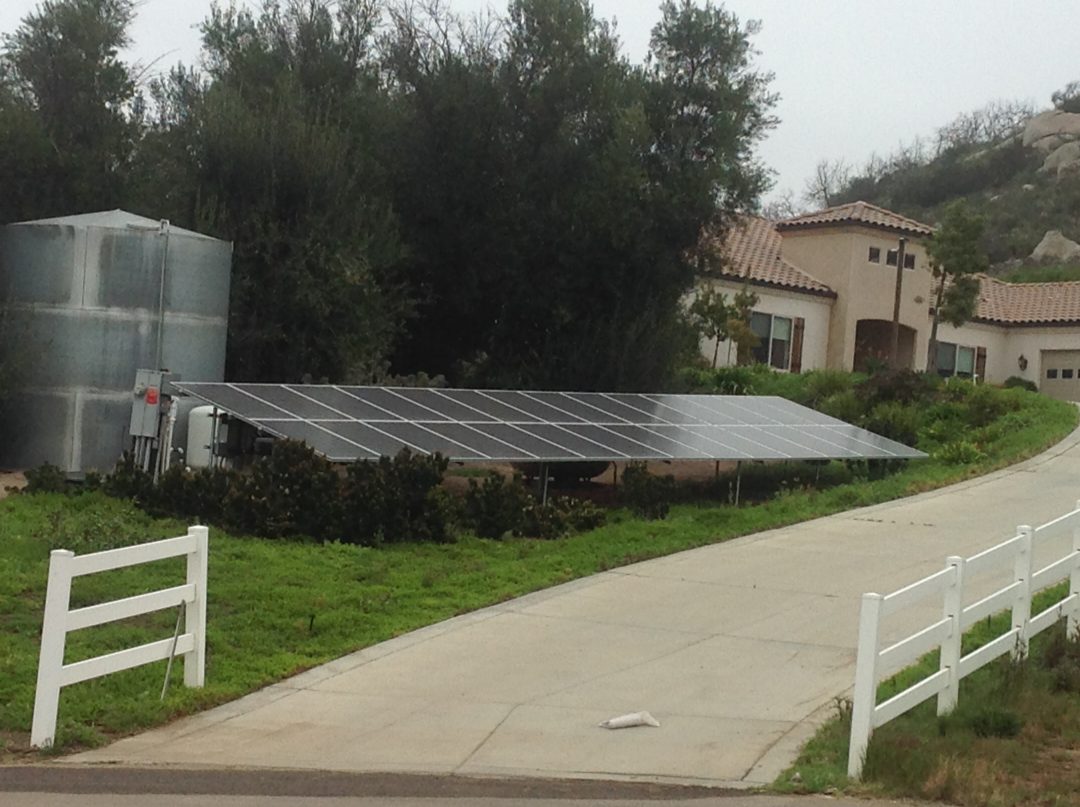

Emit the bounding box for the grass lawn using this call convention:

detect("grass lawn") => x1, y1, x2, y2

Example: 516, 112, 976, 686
0, 388, 1076, 756
776, 584, 1080, 806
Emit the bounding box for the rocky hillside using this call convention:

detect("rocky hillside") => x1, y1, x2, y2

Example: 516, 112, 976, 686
828, 90, 1080, 271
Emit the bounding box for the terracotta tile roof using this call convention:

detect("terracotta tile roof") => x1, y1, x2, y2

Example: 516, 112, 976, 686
705, 216, 835, 297
975, 275, 1080, 325
776, 201, 935, 238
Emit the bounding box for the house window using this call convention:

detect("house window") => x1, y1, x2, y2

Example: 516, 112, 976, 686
886, 249, 917, 269
750, 312, 792, 370
1047, 369, 1059, 379
1063, 369, 1074, 380
937, 342, 977, 379
868, 247, 881, 263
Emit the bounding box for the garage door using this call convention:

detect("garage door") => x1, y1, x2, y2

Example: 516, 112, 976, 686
1041, 350, 1080, 402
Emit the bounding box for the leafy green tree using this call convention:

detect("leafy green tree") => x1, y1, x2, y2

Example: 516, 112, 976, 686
688, 285, 733, 367
0, 0, 140, 221
136, 0, 409, 383
925, 200, 989, 375
727, 284, 759, 365
387, 0, 775, 390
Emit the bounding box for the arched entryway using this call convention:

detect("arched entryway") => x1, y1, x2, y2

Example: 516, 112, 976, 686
853, 319, 916, 372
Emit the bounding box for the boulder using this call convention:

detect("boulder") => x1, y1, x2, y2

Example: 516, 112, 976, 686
1040, 141, 1080, 177
1022, 110, 1080, 152
1030, 230, 1080, 262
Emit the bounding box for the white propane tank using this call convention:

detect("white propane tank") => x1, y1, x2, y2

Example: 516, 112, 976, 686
186, 406, 218, 469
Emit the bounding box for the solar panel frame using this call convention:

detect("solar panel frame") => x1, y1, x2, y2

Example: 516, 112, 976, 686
175, 382, 927, 464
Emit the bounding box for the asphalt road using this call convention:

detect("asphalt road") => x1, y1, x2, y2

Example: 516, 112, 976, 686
0, 765, 921, 807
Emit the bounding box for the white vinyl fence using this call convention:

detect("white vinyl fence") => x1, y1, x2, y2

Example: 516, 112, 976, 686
31, 526, 208, 748
848, 503, 1080, 779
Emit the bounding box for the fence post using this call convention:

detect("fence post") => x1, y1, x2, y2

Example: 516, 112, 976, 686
184, 526, 209, 688
937, 557, 965, 716
847, 592, 883, 780
1012, 525, 1034, 660
31, 550, 75, 748
1070, 501, 1080, 639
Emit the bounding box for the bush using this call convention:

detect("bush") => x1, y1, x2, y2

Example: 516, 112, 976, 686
24, 463, 68, 494
800, 370, 857, 407
517, 502, 569, 539
553, 496, 606, 532
340, 449, 451, 545
463, 473, 531, 539
857, 369, 936, 408
103, 454, 155, 501
514, 496, 607, 539
621, 462, 675, 520
817, 390, 864, 424
934, 440, 986, 465
965, 384, 1020, 428
1003, 375, 1038, 393
235, 440, 343, 540
863, 401, 923, 447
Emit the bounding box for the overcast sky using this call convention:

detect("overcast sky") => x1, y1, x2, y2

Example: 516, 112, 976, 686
2, 0, 1078, 205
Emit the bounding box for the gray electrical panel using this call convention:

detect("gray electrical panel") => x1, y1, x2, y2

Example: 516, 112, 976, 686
129, 369, 180, 438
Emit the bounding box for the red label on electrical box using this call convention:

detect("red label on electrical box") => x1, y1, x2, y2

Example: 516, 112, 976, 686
146, 387, 159, 405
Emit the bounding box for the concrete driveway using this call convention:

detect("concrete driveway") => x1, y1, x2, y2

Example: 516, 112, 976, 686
73, 422, 1080, 787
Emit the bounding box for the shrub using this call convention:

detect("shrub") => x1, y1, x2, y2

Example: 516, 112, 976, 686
553, 496, 606, 532
463, 473, 531, 539
1003, 375, 1038, 393
934, 440, 986, 465
800, 370, 857, 407
235, 440, 343, 540
24, 463, 68, 494
965, 384, 1020, 428
517, 502, 569, 539
340, 449, 451, 545
621, 462, 675, 520
103, 454, 155, 502
149, 465, 232, 524
863, 401, 923, 447
857, 369, 936, 408
817, 390, 864, 424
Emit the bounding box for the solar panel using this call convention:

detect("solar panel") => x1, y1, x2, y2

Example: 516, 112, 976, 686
174, 383, 927, 464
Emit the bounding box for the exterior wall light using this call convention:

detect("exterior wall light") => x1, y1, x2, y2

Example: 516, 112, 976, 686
1018, 355, 1028, 371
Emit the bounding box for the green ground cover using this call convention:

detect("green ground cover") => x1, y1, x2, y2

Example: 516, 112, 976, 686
0, 379, 1076, 756
1000, 264, 1080, 284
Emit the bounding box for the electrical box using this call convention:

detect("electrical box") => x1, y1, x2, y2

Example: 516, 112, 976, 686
129, 369, 180, 438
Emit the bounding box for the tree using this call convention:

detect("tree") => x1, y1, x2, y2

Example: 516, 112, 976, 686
802, 158, 849, 208
688, 285, 733, 367
0, 0, 141, 221
726, 284, 759, 365
1051, 80, 1080, 114
135, 0, 409, 383
925, 200, 989, 375
386, 0, 776, 391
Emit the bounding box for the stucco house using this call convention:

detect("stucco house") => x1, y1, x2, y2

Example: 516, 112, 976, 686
699, 201, 1080, 402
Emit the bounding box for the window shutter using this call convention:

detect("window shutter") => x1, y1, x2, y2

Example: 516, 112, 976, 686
975, 347, 987, 382
790, 317, 805, 373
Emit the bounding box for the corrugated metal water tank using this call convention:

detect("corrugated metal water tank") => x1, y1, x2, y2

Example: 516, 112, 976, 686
0, 210, 232, 474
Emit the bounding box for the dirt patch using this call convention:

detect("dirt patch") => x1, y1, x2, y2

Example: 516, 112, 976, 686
0, 470, 26, 500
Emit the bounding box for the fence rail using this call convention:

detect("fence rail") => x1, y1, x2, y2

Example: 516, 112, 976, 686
848, 503, 1080, 779
30, 526, 208, 749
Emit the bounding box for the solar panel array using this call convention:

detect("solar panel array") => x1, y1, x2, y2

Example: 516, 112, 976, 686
175, 382, 926, 464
